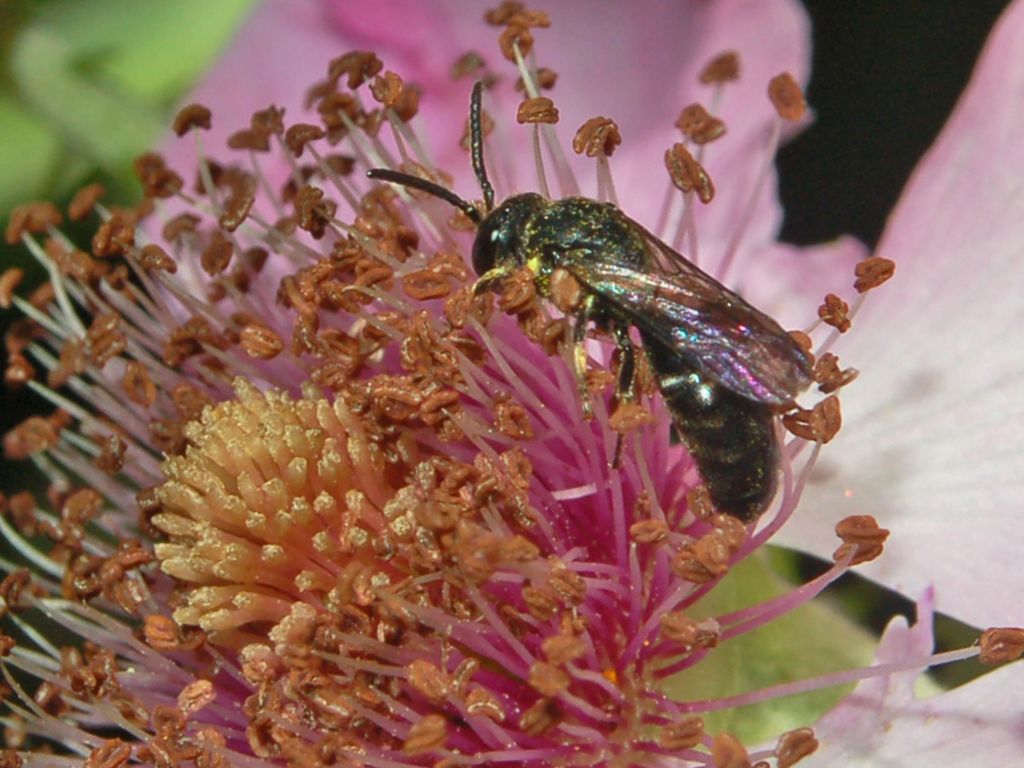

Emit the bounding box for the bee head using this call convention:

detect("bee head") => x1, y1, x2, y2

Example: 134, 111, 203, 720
472, 193, 547, 275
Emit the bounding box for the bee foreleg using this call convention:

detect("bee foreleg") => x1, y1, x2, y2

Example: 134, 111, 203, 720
572, 297, 597, 420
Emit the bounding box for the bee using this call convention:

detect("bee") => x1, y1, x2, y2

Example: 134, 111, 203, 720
368, 82, 812, 522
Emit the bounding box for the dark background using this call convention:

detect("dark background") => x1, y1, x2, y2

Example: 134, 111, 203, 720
779, 0, 1012, 246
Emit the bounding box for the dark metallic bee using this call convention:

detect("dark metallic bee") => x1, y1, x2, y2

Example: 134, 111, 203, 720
368, 82, 812, 522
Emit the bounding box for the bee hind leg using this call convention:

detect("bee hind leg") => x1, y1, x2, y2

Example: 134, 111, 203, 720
611, 324, 639, 468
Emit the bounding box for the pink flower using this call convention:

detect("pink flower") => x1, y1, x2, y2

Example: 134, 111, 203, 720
1, 1, 1021, 766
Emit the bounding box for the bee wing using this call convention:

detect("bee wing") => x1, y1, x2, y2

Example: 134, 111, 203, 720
561, 238, 812, 405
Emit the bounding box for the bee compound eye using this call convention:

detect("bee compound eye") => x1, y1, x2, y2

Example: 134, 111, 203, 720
471, 225, 498, 275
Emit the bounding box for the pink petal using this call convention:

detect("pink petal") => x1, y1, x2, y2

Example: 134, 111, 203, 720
812, 591, 1024, 765
779, 0, 1024, 627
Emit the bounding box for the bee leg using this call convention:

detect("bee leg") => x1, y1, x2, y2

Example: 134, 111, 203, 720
472, 265, 515, 296
611, 324, 638, 468
572, 297, 597, 420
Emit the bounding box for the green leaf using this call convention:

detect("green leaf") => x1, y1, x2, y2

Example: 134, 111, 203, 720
661, 549, 880, 744
0, 96, 61, 216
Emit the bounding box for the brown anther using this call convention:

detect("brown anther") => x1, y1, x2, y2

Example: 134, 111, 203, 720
403, 270, 452, 301
768, 73, 806, 121
239, 324, 284, 360
283, 123, 325, 158
573, 116, 622, 157
854, 256, 896, 293
609, 402, 655, 433
294, 185, 337, 239
0, 569, 30, 612
0, 633, 15, 656
660, 612, 720, 651
777, 727, 819, 768
529, 661, 570, 696
219, 188, 255, 233
979, 627, 1024, 664
493, 396, 533, 439
498, 23, 533, 62
672, 528, 736, 583
4, 415, 61, 459
251, 105, 285, 137
122, 361, 156, 408
541, 634, 586, 665
144, 615, 184, 650
68, 183, 105, 221
516, 67, 557, 91
711, 732, 751, 768
630, 518, 669, 544
199, 232, 232, 276
133, 153, 183, 199
137, 243, 177, 274
665, 143, 715, 203
328, 50, 383, 89
833, 515, 890, 565
660, 716, 705, 750
172, 103, 212, 136
5, 354, 34, 389
177, 679, 215, 717
700, 51, 741, 84
789, 329, 813, 354
517, 96, 559, 124
0, 268, 23, 309
519, 697, 560, 736
407, 660, 450, 701
370, 71, 404, 107
813, 352, 859, 394
818, 292, 851, 332
84, 739, 132, 768
162, 212, 201, 243
5, 202, 62, 244
226, 127, 269, 152
95, 434, 127, 475
687, 485, 715, 521
783, 395, 842, 443
485, 1, 525, 25
402, 713, 447, 755
676, 103, 727, 144
91, 214, 135, 257
452, 50, 488, 79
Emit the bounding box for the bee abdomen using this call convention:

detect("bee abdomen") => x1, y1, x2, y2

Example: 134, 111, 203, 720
653, 351, 780, 523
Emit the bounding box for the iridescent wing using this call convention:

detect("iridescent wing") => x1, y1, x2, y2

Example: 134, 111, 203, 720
560, 231, 812, 405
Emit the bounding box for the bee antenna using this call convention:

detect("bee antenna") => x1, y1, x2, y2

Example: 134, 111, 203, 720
365, 168, 482, 225
470, 81, 495, 212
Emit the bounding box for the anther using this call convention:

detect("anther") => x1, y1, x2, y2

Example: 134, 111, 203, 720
172, 103, 212, 137
783, 395, 842, 443
5, 201, 62, 244
978, 627, 1024, 664
711, 732, 750, 768
776, 727, 819, 768
700, 51, 741, 84
812, 353, 858, 394
573, 117, 622, 157
854, 256, 896, 293
665, 143, 715, 203
768, 73, 807, 121
284, 123, 325, 158
817, 293, 851, 332
660, 716, 705, 750
0, 268, 23, 309
517, 96, 559, 124
67, 183, 105, 221
327, 50, 383, 90
676, 103, 726, 145
833, 515, 890, 565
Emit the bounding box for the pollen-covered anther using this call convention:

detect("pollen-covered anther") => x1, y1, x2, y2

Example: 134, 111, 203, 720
293, 185, 338, 239
630, 518, 669, 544
68, 183, 105, 221
177, 679, 215, 717
4, 201, 62, 244
370, 71, 421, 121
517, 96, 559, 124
133, 152, 183, 199
687, 485, 716, 521
978, 627, 1024, 664
529, 660, 571, 695
573, 117, 622, 157
407, 659, 451, 701
782, 395, 842, 443
700, 51, 741, 84
659, 716, 705, 750
660, 612, 721, 651
0, 268, 23, 309
676, 103, 727, 144
137, 243, 178, 274
818, 293, 851, 332
665, 143, 715, 203
711, 732, 751, 768
833, 515, 890, 565
671, 530, 735, 583
813, 352, 859, 394
776, 727, 819, 768
854, 256, 896, 293
402, 713, 448, 755
493, 7, 550, 62
283, 123, 325, 158
239, 323, 284, 360
768, 73, 807, 121
172, 103, 212, 137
